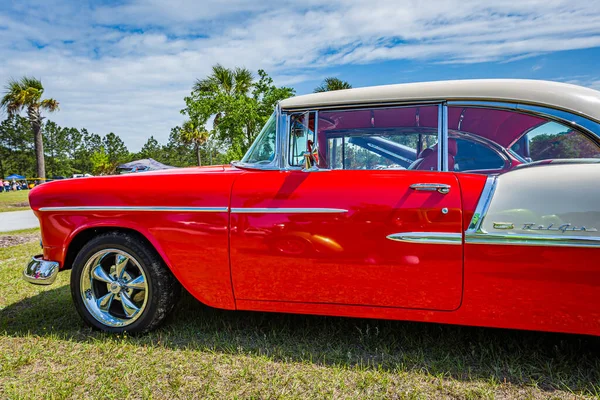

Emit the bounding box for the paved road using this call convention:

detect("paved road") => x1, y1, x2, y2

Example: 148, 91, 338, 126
0, 210, 39, 232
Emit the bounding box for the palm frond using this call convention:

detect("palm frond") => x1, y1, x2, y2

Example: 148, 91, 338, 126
211, 64, 234, 94
314, 77, 352, 93
193, 77, 217, 94
40, 98, 60, 112
1, 79, 24, 114
21, 76, 44, 92
1, 75, 59, 122
233, 67, 253, 95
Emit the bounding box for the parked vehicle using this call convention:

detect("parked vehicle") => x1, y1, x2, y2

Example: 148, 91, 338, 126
24, 80, 600, 334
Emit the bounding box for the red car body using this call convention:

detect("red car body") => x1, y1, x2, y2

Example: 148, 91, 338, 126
27, 164, 599, 336
25, 80, 600, 335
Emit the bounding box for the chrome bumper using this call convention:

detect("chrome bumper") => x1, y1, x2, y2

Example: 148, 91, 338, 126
23, 255, 60, 285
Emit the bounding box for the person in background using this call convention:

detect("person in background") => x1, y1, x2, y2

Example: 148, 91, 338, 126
4, 180, 10, 192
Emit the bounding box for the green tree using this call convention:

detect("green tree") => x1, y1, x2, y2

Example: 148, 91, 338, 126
70, 128, 102, 175
0, 115, 35, 177
183, 65, 294, 162
90, 146, 113, 175
180, 120, 209, 166
530, 131, 600, 160
314, 77, 352, 93
44, 120, 72, 177
103, 132, 129, 165
1, 77, 59, 179
163, 127, 196, 167
138, 136, 164, 161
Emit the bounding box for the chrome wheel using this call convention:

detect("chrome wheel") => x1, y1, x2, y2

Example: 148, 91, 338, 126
80, 249, 149, 328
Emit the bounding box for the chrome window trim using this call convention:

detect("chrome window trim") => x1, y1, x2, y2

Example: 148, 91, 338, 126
235, 106, 282, 171
285, 102, 446, 171
38, 206, 229, 212
230, 207, 348, 214
386, 231, 462, 245
437, 104, 443, 171
281, 100, 444, 113
446, 101, 600, 146
441, 103, 449, 171
244, 99, 600, 174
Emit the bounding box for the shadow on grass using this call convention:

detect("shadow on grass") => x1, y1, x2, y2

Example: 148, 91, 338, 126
2, 285, 599, 395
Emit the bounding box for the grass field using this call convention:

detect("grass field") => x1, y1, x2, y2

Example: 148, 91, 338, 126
1, 230, 599, 399
0, 190, 30, 212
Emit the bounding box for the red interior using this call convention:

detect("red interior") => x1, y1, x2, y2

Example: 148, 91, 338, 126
317, 106, 546, 148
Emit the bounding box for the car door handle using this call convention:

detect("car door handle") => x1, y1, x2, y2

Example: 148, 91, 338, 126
410, 183, 451, 194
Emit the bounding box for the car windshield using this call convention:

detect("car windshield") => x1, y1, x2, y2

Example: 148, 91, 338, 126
241, 113, 277, 165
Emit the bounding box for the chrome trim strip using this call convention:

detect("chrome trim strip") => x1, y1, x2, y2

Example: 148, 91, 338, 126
230, 207, 348, 214
437, 104, 443, 171
386, 232, 462, 245
465, 233, 600, 248
38, 206, 229, 212
466, 175, 498, 234
442, 103, 449, 171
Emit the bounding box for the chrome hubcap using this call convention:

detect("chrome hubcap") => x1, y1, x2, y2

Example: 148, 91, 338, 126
80, 249, 148, 328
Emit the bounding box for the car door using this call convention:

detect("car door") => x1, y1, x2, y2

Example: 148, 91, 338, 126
229, 104, 464, 311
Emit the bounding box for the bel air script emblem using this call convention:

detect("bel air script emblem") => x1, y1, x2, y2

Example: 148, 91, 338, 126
522, 223, 598, 233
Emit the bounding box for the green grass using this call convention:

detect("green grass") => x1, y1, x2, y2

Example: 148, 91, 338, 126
1, 236, 599, 398
0, 190, 30, 212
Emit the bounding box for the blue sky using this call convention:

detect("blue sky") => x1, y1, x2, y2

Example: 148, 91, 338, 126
1, 0, 600, 151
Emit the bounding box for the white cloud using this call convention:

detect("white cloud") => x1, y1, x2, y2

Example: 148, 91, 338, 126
0, 0, 600, 150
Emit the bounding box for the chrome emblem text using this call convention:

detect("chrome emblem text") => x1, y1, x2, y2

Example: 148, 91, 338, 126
522, 223, 598, 233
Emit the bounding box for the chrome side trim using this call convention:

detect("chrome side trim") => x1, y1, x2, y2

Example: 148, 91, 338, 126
386, 232, 462, 245
23, 255, 60, 285
437, 104, 443, 171
230, 207, 348, 214
466, 175, 498, 234
38, 206, 229, 212
465, 233, 600, 248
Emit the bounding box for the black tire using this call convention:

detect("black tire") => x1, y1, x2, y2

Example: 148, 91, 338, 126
70, 231, 181, 333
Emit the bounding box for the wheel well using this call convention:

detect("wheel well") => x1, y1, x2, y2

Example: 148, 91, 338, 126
63, 227, 159, 271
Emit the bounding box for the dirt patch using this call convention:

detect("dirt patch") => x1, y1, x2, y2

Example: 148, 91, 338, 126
0, 232, 39, 248
8, 202, 30, 208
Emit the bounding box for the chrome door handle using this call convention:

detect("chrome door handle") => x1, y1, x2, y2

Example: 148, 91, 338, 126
410, 183, 451, 194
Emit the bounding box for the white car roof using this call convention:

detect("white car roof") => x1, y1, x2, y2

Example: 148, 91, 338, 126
279, 79, 600, 123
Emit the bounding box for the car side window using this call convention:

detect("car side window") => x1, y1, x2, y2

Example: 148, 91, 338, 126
447, 106, 600, 174
293, 106, 440, 171
511, 121, 600, 162
241, 113, 277, 165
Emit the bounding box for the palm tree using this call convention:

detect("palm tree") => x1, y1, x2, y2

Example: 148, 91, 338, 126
192, 64, 254, 146
180, 119, 209, 166
193, 64, 253, 97
1, 77, 59, 179
314, 77, 353, 93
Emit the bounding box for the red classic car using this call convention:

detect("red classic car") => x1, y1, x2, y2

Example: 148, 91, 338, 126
24, 79, 600, 335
